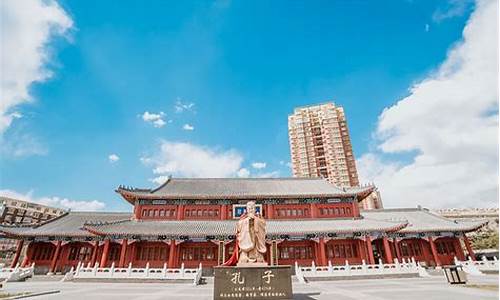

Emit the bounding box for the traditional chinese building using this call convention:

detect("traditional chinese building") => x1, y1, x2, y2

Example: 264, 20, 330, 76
0, 178, 485, 274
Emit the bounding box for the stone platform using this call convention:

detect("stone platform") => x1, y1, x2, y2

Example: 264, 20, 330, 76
213, 265, 292, 300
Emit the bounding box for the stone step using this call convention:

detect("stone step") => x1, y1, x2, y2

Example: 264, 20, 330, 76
26, 275, 64, 282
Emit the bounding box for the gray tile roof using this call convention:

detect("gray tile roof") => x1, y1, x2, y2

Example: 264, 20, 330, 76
361, 208, 486, 233
0, 212, 130, 237
84, 217, 406, 238
116, 177, 374, 200
0, 207, 485, 240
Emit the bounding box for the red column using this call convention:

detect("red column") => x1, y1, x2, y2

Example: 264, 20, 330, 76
463, 235, 475, 261
310, 204, 317, 218
365, 236, 375, 264
453, 238, 465, 261
118, 239, 128, 267
220, 205, 227, 220
267, 204, 274, 219
90, 241, 99, 266
133, 205, 141, 219
428, 237, 441, 266
49, 241, 62, 273
177, 205, 184, 220
319, 238, 327, 266
393, 238, 402, 261
382, 237, 393, 263
100, 239, 110, 267
351, 201, 360, 217
168, 240, 177, 268
10, 240, 24, 267
359, 239, 367, 262
21, 242, 32, 267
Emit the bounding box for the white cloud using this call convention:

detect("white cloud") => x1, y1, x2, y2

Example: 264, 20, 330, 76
108, 153, 119, 163
149, 175, 170, 186
432, 0, 473, 23
251, 162, 267, 169
237, 168, 250, 178
141, 111, 166, 128
174, 99, 195, 113
425, 24, 430, 32
182, 124, 194, 131
0, 0, 73, 134
0, 189, 105, 211
142, 140, 244, 179
0, 132, 48, 158
358, 0, 498, 209
255, 171, 280, 178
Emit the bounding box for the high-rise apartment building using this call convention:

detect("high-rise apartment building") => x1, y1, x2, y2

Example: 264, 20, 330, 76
288, 102, 359, 187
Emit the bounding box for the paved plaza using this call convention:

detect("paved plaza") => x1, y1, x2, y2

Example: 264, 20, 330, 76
2, 275, 498, 300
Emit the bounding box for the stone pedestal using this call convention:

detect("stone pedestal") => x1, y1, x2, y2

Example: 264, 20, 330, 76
214, 265, 292, 300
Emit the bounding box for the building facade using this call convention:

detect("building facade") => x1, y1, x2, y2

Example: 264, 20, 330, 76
0, 197, 66, 264
288, 103, 359, 187
0, 178, 484, 274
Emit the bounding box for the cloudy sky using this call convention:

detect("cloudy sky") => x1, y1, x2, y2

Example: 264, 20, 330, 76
0, 0, 497, 211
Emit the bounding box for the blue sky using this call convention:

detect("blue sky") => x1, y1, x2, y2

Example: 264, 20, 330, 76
2, 0, 498, 211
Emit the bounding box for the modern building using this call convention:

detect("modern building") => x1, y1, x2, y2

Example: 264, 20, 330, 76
0, 197, 66, 225
288, 102, 382, 209
288, 103, 359, 187
0, 178, 484, 274
0, 197, 66, 264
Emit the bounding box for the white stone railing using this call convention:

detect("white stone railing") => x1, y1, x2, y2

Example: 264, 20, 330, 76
454, 256, 499, 275
295, 258, 427, 281
0, 263, 35, 282
64, 262, 203, 285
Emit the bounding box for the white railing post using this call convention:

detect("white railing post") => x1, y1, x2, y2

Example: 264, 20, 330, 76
181, 263, 185, 277
362, 259, 368, 274
378, 259, 383, 274
345, 260, 351, 276
394, 258, 400, 271
312, 261, 316, 275
127, 263, 132, 277
162, 263, 167, 278
328, 260, 333, 274
92, 262, 99, 276
110, 262, 115, 277
145, 262, 150, 278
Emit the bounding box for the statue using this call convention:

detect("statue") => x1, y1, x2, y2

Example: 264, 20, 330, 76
223, 201, 267, 266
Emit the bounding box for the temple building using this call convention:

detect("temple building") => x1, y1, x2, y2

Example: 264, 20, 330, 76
0, 177, 485, 274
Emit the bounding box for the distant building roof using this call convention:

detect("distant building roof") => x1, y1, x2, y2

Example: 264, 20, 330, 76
116, 177, 375, 204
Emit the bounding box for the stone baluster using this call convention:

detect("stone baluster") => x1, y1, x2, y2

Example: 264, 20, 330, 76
162, 263, 167, 278
328, 260, 333, 274
362, 259, 368, 274
345, 260, 351, 276
127, 263, 132, 277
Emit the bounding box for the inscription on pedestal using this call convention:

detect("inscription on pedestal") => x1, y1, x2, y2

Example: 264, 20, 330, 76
213, 266, 292, 300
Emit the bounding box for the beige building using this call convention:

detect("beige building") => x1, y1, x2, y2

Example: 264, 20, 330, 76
288, 102, 382, 209
0, 197, 66, 264
288, 102, 359, 187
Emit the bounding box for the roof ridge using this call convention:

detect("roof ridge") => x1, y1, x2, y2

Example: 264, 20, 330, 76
170, 177, 327, 181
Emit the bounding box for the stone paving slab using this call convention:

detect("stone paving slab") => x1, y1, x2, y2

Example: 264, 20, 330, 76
2, 275, 498, 300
